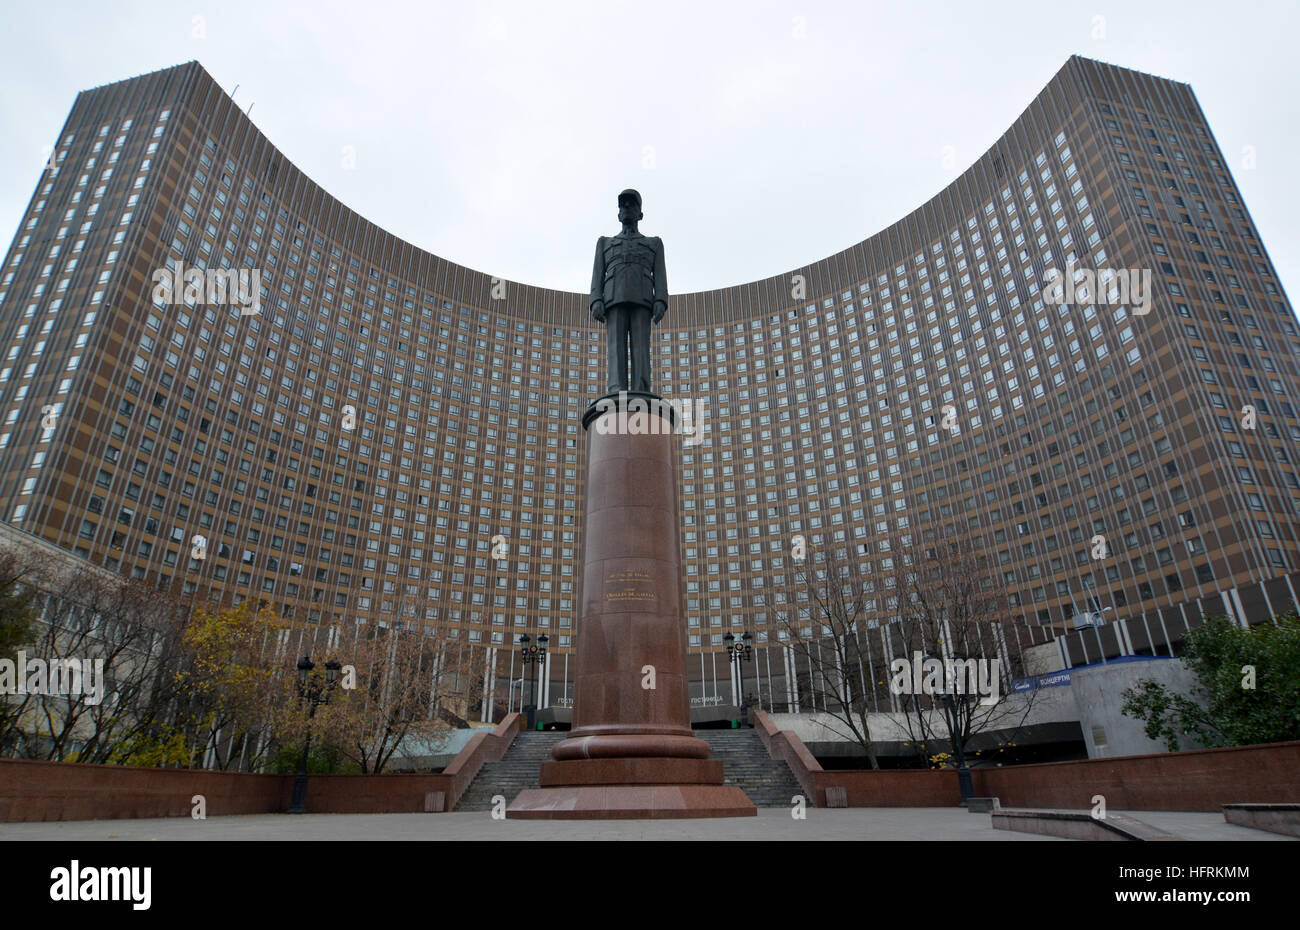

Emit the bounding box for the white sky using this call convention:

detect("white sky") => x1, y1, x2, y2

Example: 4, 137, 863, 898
1, 0, 1297, 301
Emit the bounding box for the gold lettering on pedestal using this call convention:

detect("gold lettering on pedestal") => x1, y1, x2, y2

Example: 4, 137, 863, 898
605, 569, 658, 602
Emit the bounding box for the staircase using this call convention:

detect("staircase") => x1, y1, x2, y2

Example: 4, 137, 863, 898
456, 731, 565, 811
699, 729, 805, 808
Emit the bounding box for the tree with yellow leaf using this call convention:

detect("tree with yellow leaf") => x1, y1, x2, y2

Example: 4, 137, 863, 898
172, 599, 287, 770
283, 606, 483, 774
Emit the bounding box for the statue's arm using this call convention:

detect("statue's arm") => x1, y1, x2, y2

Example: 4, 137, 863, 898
590, 237, 606, 322
652, 236, 668, 324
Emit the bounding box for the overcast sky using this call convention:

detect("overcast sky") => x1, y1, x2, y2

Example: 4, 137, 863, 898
1, 0, 1297, 301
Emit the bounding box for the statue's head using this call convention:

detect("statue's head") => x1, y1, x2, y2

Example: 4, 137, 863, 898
618, 189, 643, 225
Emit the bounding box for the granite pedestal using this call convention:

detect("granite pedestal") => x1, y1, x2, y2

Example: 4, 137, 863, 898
508, 393, 756, 819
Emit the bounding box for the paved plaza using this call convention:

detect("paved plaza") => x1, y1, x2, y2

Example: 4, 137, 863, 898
1, 808, 1288, 841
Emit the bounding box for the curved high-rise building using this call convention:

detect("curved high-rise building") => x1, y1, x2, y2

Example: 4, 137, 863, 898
1, 57, 1297, 718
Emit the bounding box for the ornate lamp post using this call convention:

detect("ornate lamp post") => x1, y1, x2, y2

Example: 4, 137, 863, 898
288, 655, 342, 814
519, 633, 548, 730
723, 631, 753, 724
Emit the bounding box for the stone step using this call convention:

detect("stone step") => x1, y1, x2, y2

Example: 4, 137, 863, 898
456, 733, 564, 811
695, 731, 802, 807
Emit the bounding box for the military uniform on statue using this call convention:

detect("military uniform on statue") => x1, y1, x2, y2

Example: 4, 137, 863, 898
590, 189, 666, 396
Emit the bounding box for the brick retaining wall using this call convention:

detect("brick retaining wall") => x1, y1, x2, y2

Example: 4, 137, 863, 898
973, 741, 1300, 812
0, 758, 285, 822
752, 711, 1300, 811
0, 713, 523, 822
5, 716, 1294, 820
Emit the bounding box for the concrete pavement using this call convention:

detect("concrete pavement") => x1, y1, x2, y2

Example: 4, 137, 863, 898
1, 807, 1053, 841
2, 807, 1288, 841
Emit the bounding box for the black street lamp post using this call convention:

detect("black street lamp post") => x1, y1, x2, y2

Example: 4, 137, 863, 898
288, 655, 342, 814
941, 690, 975, 803
723, 631, 753, 724
519, 633, 548, 730
926, 649, 975, 804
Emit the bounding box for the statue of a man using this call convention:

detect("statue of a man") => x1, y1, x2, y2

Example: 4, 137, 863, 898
590, 189, 668, 394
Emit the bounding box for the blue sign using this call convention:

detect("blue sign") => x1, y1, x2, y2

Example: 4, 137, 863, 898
1012, 654, 1174, 692
1012, 670, 1073, 693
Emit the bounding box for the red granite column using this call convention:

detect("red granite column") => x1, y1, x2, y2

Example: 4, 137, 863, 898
507, 394, 755, 818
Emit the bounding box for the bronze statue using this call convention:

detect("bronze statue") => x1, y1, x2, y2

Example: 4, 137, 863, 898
590, 189, 668, 394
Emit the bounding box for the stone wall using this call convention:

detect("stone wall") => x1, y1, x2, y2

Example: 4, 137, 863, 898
0, 713, 523, 822
754, 711, 1300, 812
0, 758, 286, 822
1068, 658, 1205, 757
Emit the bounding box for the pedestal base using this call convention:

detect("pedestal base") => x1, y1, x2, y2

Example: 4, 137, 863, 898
506, 784, 756, 820
552, 731, 711, 760
539, 757, 722, 787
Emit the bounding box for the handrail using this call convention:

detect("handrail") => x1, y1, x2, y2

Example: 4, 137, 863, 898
440, 713, 523, 811
753, 709, 823, 806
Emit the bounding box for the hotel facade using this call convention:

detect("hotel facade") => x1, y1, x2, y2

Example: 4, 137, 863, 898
1, 57, 1297, 721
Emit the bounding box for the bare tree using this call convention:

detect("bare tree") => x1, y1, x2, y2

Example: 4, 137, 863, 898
0, 559, 190, 765
0, 546, 48, 755
773, 541, 882, 769
883, 535, 1039, 770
